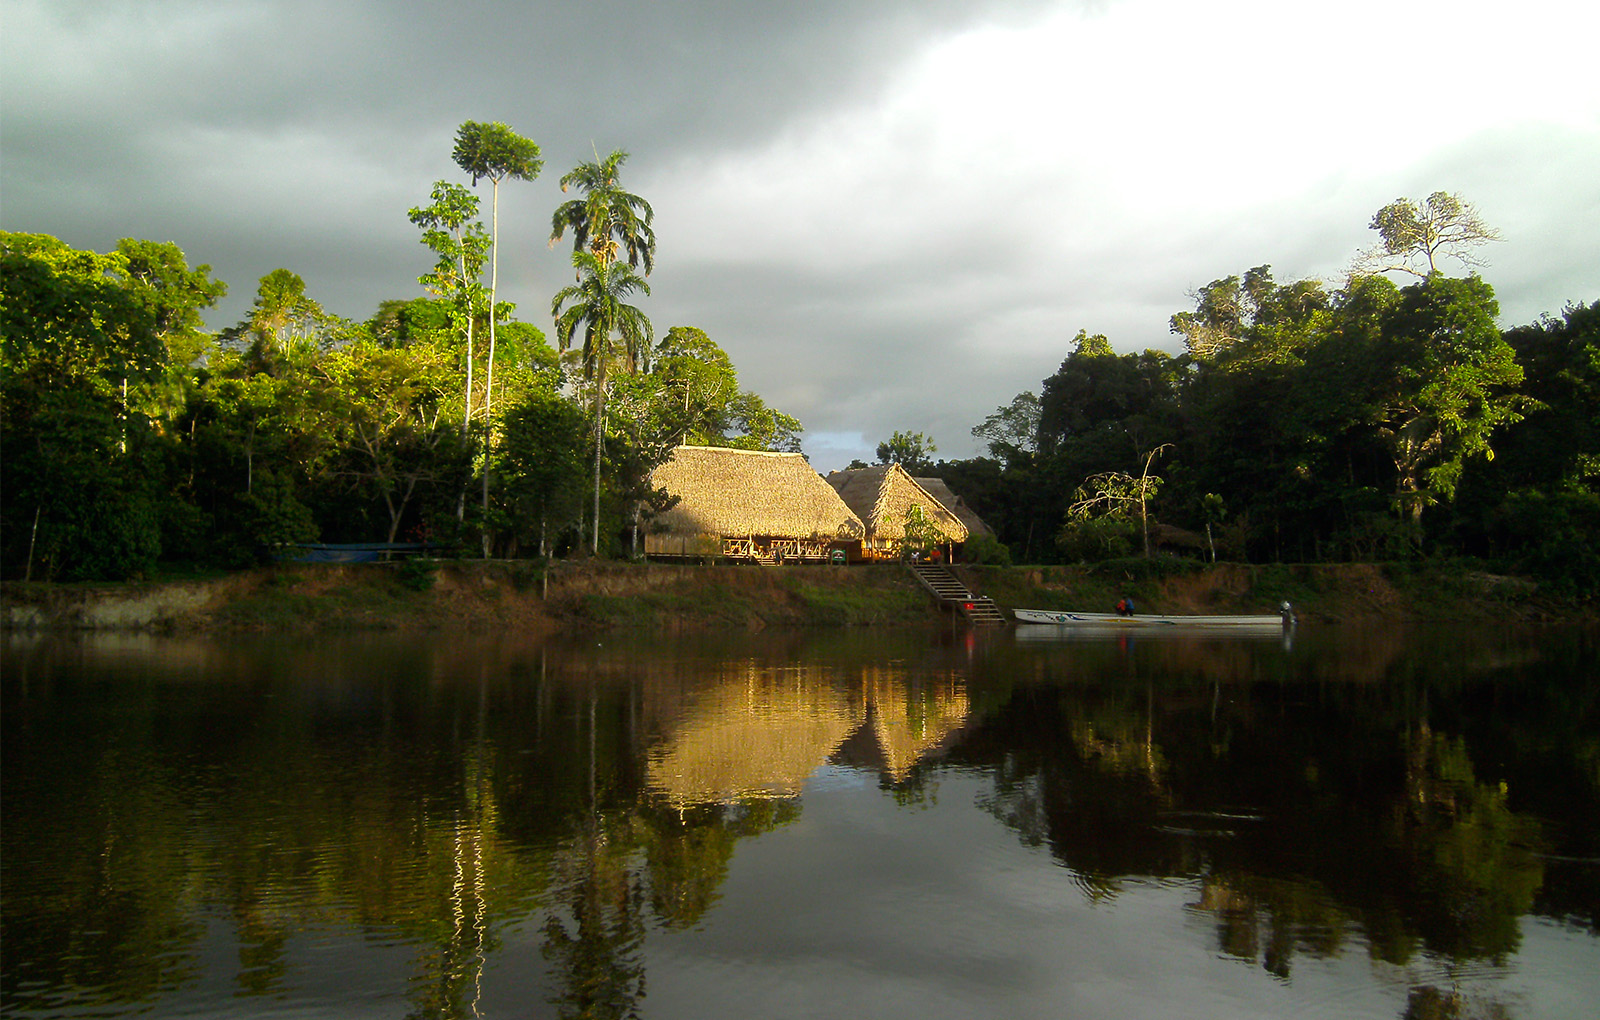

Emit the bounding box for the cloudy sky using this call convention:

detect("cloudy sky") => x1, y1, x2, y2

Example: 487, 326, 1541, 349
5, 0, 1597, 471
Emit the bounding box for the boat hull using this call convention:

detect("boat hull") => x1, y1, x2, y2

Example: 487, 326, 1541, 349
1013, 608, 1290, 628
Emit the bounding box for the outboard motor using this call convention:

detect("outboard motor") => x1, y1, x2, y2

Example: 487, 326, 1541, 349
1280, 601, 1297, 627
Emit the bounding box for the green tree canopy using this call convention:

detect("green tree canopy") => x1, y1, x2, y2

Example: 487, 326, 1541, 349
1355, 191, 1501, 278
409, 181, 489, 431
452, 121, 543, 191
876, 430, 937, 474
651, 325, 739, 446
1373, 274, 1523, 537
1, 232, 172, 579
972, 391, 1040, 467
227, 268, 340, 368
111, 238, 227, 354
549, 149, 656, 275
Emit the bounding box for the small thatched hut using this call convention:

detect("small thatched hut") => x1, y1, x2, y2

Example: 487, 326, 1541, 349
825, 464, 968, 559
915, 477, 995, 540
647, 445, 864, 562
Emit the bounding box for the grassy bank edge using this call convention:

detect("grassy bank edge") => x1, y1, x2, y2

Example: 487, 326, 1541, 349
1, 559, 1588, 634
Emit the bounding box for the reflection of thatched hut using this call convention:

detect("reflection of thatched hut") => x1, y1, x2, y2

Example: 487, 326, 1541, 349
859, 672, 971, 781
915, 477, 994, 540
825, 464, 967, 559
645, 669, 864, 808
647, 446, 865, 562
646, 665, 974, 807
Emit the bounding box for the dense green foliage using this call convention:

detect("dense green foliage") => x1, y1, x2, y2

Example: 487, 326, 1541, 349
0, 132, 805, 576
0, 222, 811, 577
4, 187, 1593, 594
941, 259, 1596, 593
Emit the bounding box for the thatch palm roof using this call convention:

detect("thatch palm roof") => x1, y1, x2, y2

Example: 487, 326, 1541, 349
915, 477, 994, 539
650, 445, 864, 539
824, 464, 968, 542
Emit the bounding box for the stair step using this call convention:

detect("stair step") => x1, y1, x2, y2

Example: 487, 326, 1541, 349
907, 562, 1011, 626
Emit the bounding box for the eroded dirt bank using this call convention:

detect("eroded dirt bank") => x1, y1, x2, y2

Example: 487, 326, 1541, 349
0, 559, 1579, 634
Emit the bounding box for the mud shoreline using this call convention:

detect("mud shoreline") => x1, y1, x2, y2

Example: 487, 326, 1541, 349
0, 559, 1584, 634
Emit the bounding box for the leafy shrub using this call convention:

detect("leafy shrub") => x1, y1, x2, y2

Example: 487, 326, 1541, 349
397, 558, 436, 592
45, 479, 162, 581
963, 534, 1012, 566
219, 470, 319, 567
1057, 517, 1139, 562
1493, 490, 1600, 596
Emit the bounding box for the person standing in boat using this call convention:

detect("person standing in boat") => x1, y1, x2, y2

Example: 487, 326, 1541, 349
1116, 596, 1135, 617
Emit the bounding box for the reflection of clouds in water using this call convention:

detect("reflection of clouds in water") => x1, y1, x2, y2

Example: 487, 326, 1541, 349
806, 764, 878, 793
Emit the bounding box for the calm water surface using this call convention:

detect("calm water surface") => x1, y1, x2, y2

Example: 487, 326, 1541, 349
3, 622, 1596, 1019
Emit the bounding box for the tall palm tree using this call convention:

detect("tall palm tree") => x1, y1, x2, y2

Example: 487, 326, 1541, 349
549, 150, 655, 276
551, 251, 653, 554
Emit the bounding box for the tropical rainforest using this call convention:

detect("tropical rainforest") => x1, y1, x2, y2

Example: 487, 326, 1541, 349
2, 122, 1595, 596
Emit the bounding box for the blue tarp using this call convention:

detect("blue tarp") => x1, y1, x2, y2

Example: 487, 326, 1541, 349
284, 543, 445, 563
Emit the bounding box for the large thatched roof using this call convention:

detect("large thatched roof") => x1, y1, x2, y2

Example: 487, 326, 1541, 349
915, 477, 994, 539
650, 445, 864, 539
824, 464, 968, 542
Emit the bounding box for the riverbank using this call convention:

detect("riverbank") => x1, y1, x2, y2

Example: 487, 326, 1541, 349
0, 559, 1584, 634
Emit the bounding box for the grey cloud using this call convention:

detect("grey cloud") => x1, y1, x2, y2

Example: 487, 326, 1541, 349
4, 0, 1595, 474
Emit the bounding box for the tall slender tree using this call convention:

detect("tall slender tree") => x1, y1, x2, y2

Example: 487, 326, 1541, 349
551, 251, 653, 553
549, 149, 656, 275
548, 150, 657, 553
453, 121, 541, 554
408, 182, 489, 438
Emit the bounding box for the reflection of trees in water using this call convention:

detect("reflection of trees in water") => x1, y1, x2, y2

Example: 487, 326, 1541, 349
403, 741, 502, 1020
633, 800, 800, 929
534, 796, 805, 1020
5, 627, 1590, 1018
976, 685, 1185, 899
1402, 983, 1515, 1020
1391, 726, 1544, 962
1191, 872, 1348, 979
958, 673, 1555, 994
0, 746, 205, 1010
542, 811, 648, 1020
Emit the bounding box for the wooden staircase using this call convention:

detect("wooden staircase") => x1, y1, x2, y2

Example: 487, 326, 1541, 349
907, 561, 1008, 626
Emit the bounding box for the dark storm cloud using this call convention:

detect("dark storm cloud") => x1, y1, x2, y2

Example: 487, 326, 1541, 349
4, 0, 1596, 471
2, 0, 1065, 335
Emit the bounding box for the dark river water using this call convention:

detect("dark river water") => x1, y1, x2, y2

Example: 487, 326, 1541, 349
3, 621, 1596, 1019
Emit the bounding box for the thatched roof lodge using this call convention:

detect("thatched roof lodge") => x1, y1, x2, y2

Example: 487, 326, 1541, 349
915, 477, 995, 540
647, 445, 865, 561
825, 464, 968, 558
